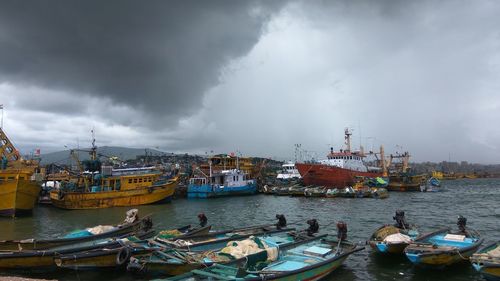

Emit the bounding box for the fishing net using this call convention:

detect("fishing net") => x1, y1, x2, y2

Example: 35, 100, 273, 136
87, 225, 117, 235
156, 229, 183, 239
374, 226, 400, 241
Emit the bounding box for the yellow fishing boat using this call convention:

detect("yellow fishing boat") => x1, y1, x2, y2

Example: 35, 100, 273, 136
49, 138, 177, 209
50, 172, 178, 209
0, 128, 43, 217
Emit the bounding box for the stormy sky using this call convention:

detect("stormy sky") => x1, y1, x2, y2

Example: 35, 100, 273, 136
1, 0, 499, 163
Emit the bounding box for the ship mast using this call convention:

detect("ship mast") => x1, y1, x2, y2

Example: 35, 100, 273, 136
344, 128, 352, 152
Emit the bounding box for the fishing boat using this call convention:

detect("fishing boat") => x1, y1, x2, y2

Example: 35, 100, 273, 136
0, 209, 152, 251
127, 230, 300, 276
49, 139, 178, 209
0, 230, 156, 269
296, 128, 383, 187
187, 168, 256, 198
165, 225, 364, 281
470, 241, 500, 281
404, 216, 483, 267
276, 162, 301, 180
154, 225, 295, 252
0, 128, 44, 217
52, 225, 209, 270
387, 173, 424, 192
368, 211, 419, 254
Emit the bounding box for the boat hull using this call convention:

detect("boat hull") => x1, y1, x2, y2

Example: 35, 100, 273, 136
386, 182, 421, 192
295, 163, 381, 187
0, 253, 55, 269
369, 241, 409, 254
471, 242, 500, 281
0, 178, 40, 217
50, 181, 176, 209
404, 229, 483, 267
187, 183, 256, 198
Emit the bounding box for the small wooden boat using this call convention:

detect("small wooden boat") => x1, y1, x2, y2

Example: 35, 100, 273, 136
165, 234, 364, 281
368, 225, 418, 254
53, 225, 212, 270
470, 241, 500, 281
155, 225, 295, 252
404, 228, 483, 267
0, 230, 155, 269
368, 211, 419, 254
127, 231, 299, 276
0, 210, 152, 251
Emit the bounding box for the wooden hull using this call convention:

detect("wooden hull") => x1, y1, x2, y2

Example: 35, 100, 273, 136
0, 217, 148, 251
50, 180, 176, 209
296, 163, 381, 187
471, 242, 500, 281
405, 229, 483, 267
369, 241, 408, 254
386, 182, 421, 192
0, 253, 55, 269
0, 178, 40, 217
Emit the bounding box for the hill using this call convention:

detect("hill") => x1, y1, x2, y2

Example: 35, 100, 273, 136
39, 146, 168, 165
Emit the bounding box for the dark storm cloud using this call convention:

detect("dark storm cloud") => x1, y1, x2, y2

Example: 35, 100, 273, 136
0, 0, 286, 125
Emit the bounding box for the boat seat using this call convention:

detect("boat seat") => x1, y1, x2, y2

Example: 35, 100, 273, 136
429, 235, 475, 248
262, 260, 307, 272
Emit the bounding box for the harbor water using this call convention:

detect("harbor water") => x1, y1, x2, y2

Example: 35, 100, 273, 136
0, 178, 498, 281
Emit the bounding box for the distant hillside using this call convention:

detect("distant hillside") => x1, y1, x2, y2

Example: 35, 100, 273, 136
40, 146, 168, 165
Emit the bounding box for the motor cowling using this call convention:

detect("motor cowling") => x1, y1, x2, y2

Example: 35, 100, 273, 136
457, 215, 467, 233
336, 221, 348, 241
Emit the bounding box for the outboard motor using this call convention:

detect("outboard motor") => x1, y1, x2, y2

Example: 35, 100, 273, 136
393, 210, 409, 229
336, 221, 348, 241
306, 219, 319, 236
275, 214, 287, 229
457, 215, 467, 234
198, 213, 208, 227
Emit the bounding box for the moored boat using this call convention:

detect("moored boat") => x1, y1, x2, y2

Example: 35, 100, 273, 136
276, 162, 301, 180
470, 241, 500, 281
127, 231, 299, 276
368, 211, 419, 254
0, 128, 44, 217
188, 168, 256, 198
0, 229, 156, 269
53, 225, 211, 270
404, 216, 483, 267
164, 225, 364, 281
0, 209, 152, 251
296, 128, 383, 187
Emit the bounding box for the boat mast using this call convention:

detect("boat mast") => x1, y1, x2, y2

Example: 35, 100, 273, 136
344, 128, 352, 152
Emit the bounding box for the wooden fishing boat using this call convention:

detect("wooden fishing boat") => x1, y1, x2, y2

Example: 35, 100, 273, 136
53, 225, 286, 270
165, 234, 364, 281
0, 230, 156, 269
368, 211, 419, 254
368, 225, 418, 254
470, 241, 500, 281
404, 228, 483, 267
53, 225, 212, 270
48, 137, 178, 209
0, 210, 152, 251
127, 230, 298, 276
0, 128, 44, 217
50, 173, 178, 209
155, 225, 296, 252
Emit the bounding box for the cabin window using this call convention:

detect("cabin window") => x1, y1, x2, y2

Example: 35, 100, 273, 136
139, 178, 143, 183
8, 177, 14, 180
128, 179, 132, 184
19, 176, 25, 180
134, 178, 138, 183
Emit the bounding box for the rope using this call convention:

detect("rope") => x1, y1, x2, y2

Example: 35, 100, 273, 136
456, 248, 469, 260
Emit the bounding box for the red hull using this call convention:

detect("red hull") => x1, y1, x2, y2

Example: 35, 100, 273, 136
296, 163, 382, 187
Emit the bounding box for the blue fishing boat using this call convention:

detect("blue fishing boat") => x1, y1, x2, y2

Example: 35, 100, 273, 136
188, 169, 256, 198
163, 222, 363, 281
404, 216, 483, 267
127, 230, 299, 276
368, 211, 419, 254
470, 241, 500, 281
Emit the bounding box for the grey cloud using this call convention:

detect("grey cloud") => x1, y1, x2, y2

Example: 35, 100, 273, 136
0, 0, 286, 127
